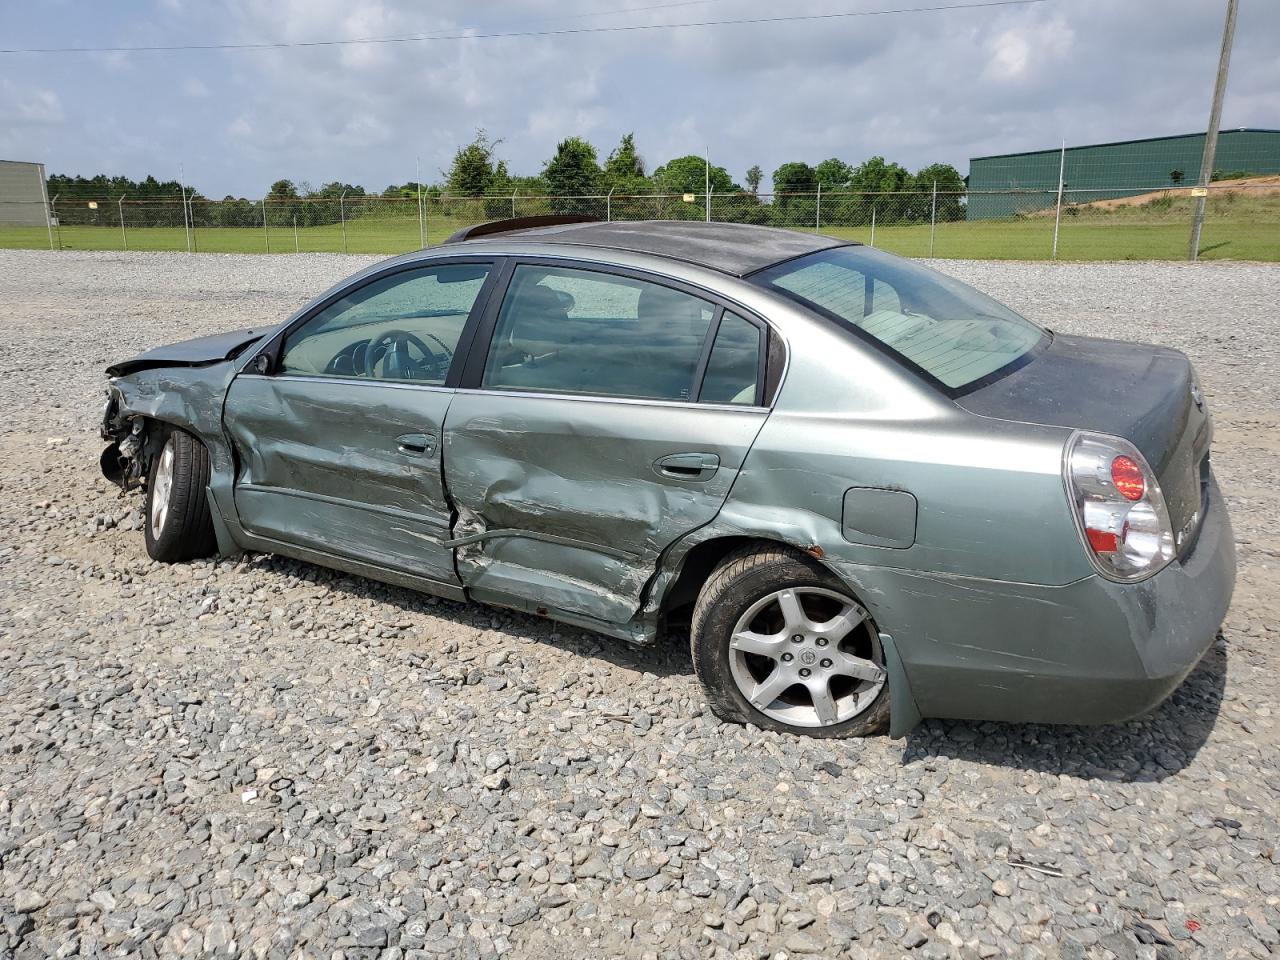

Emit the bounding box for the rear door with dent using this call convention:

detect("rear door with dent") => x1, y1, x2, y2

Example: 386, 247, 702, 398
441, 259, 779, 624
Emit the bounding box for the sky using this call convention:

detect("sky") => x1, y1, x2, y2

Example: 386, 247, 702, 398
1, 0, 1277, 197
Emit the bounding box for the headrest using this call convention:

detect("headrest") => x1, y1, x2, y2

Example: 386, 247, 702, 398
518, 284, 571, 322
636, 285, 706, 326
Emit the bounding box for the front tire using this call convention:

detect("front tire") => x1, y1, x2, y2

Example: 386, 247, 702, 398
144, 428, 218, 563
690, 544, 889, 738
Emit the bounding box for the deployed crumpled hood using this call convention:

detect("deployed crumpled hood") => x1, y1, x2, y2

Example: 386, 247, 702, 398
958, 332, 1211, 550
106, 328, 266, 377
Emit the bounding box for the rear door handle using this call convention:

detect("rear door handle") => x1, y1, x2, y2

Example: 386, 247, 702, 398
395, 433, 436, 456
654, 452, 720, 481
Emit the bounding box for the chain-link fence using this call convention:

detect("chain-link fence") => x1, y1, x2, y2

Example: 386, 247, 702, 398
2, 180, 1277, 261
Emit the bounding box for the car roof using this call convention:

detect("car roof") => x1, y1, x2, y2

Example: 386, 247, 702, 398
446, 219, 853, 278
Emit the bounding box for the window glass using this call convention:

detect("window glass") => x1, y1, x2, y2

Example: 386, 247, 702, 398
482, 265, 714, 401
752, 246, 1044, 390
279, 263, 490, 383
700, 312, 761, 405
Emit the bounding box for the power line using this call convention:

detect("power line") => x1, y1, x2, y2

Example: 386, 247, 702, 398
1, 0, 1050, 55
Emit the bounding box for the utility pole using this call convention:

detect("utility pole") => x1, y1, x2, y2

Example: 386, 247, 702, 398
179, 162, 191, 253
1052, 140, 1066, 260
704, 147, 711, 223
1188, 0, 1238, 261
416, 157, 426, 249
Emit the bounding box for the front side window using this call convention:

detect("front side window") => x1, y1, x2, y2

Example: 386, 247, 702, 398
482, 265, 715, 401
751, 246, 1045, 391
279, 263, 490, 383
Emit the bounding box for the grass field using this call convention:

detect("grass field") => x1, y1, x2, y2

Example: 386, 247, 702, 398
2, 200, 1275, 261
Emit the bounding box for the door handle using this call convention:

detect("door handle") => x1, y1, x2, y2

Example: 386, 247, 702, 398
395, 433, 436, 456
654, 452, 720, 481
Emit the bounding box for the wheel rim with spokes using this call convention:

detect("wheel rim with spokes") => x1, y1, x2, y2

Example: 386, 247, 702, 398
150, 438, 175, 540
727, 586, 886, 728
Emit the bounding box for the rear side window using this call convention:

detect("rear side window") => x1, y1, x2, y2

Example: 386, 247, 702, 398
482, 265, 714, 401
700, 312, 761, 405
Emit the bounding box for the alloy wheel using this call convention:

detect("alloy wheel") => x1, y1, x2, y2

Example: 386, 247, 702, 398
150, 438, 175, 540
727, 586, 886, 728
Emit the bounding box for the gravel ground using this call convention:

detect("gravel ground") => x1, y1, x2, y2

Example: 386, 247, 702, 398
1, 249, 1277, 960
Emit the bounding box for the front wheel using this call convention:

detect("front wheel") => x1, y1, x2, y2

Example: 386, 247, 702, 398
690, 545, 889, 738
144, 428, 218, 563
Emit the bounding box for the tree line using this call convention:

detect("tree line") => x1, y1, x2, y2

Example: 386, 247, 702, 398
45, 131, 967, 229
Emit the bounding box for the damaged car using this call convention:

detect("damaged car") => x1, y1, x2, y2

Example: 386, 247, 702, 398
100, 218, 1235, 738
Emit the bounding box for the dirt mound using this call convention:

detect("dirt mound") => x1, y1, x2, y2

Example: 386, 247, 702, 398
1067, 175, 1280, 212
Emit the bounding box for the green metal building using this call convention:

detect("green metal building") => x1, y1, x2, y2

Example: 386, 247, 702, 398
966, 128, 1280, 219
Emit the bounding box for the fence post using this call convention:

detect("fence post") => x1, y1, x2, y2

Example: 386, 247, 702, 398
870, 205, 876, 248
1052, 140, 1066, 260
119, 195, 128, 250
512, 190, 518, 219
262, 198, 270, 253
293, 215, 299, 253
607, 187, 615, 222
815, 181, 821, 231
929, 181, 938, 258
339, 191, 348, 254
51, 195, 61, 250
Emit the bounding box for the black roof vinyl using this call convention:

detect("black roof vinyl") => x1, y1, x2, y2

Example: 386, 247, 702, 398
460, 220, 851, 277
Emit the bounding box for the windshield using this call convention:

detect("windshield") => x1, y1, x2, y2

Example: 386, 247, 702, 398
751, 246, 1046, 391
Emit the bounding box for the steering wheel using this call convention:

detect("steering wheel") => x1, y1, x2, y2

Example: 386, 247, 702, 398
363, 329, 452, 380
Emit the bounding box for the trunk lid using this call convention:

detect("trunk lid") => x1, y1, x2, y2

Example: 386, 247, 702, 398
958, 333, 1210, 555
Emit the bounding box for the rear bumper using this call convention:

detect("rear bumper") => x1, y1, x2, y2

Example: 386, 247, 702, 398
829, 477, 1235, 728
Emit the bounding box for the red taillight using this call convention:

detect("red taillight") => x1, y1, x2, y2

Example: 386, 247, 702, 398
1110, 456, 1145, 501
1086, 527, 1119, 553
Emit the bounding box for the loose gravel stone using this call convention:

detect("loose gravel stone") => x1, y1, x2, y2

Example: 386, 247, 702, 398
0, 250, 1278, 959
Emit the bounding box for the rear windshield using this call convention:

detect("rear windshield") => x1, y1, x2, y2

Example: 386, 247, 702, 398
751, 246, 1046, 392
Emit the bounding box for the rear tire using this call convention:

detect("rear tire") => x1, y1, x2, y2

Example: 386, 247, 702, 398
144, 428, 218, 563
690, 543, 889, 738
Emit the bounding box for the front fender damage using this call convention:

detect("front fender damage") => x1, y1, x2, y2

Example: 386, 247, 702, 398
99, 361, 242, 555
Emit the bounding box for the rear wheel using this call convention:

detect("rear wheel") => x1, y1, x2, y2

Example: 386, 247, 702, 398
690, 544, 889, 738
144, 428, 217, 563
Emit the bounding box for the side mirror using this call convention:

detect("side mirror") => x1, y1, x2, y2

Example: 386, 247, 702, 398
251, 354, 272, 375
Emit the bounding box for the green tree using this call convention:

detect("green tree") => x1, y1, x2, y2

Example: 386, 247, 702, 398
543, 137, 602, 212
446, 130, 501, 198
653, 155, 738, 194
815, 158, 853, 188
604, 133, 647, 188
910, 162, 966, 222
769, 162, 817, 222
835, 157, 914, 225
771, 162, 817, 196
268, 179, 299, 199
745, 164, 763, 194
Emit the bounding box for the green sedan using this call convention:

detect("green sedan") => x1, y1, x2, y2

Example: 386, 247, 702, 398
100, 218, 1235, 738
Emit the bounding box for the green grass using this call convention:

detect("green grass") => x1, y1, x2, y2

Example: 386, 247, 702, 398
2, 207, 1276, 261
